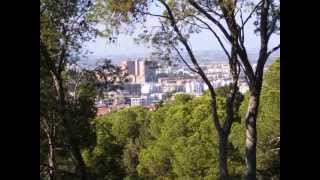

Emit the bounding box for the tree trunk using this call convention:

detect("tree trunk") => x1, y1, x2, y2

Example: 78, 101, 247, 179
209, 98, 230, 180
60, 109, 88, 180
245, 94, 260, 180
47, 135, 55, 180
41, 117, 56, 180
69, 137, 88, 180
53, 73, 88, 180
218, 133, 229, 180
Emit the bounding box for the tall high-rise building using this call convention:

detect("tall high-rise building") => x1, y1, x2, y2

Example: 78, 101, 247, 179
144, 60, 157, 82
122, 84, 141, 96
121, 60, 135, 75
135, 59, 145, 83
121, 59, 158, 83
121, 60, 137, 83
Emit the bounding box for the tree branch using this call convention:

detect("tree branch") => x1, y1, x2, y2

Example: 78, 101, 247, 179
236, 8, 253, 83
188, 0, 232, 42
193, 16, 231, 60
241, 0, 263, 29
159, 0, 222, 132
159, 21, 199, 74
40, 118, 50, 135
255, 0, 270, 84
172, 46, 198, 74
40, 6, 47, 16
135, 9, 169, 19
238, 60, 250, 85
198, 2, 224, 18
239, 8, 245, 45
267, 44, 280, 58
58, 27, 68, 75
217, 2, 255, 87
267, 13, 279, 40
184, 19, 210, 30
71, 66, 85, 103
222, 50, 241, 134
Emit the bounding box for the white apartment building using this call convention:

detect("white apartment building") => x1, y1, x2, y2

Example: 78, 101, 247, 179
131, 97, 143, 106
130, 95, 153, 106
141, 83, 161, 94
149, 93, 165, 101
185, 81, 204, 96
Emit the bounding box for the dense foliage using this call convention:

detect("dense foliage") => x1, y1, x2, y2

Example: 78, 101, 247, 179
85, 59, 280, 179
94, 1, 280, 178
40, 1, 127, 179
41, 1, 279, 179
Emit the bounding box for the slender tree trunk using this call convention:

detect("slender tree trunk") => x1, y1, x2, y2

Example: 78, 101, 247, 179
53, 73, 88, 180
218, 133, 229, 180
61, 109, 88, 180
210, 99, 230, 180
69, 137, 88, 180
47, 135, 55, 180
41, 117, 56, 180
245, 94, 260, 180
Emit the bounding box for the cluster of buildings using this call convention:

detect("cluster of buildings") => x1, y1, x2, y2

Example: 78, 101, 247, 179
96, 58, 250, 116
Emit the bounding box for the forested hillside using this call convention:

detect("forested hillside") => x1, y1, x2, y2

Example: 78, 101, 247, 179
84, 59, 280, 179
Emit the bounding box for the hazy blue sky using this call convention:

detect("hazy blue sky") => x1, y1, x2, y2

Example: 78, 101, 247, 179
83, 3, 279, 59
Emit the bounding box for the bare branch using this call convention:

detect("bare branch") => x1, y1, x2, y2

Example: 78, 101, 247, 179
238, 60, 250, 85
159, 0, 222, 132
197, 2, 224, 18
40, 118, 50, 135
71, 66, 85, 103
241, 0, 263, 29
209, 10, 224, 19
57, 26, 68, 75
40, 6, 47, 16
237, 8, 252, 81
158, 0, 202, 73
216, 2, 255, 86
267, 44, 280, 58
184, 19, 210, 30
193, 16, 231, 60
239, 8, 245, 44
159, 19, 199, 74
188, 0, 232, 42
222, 54, 242, 134
255, 0, 270, 85
135, 9, 170, 19
172, 46, 198, 74
267, 16, 279, 40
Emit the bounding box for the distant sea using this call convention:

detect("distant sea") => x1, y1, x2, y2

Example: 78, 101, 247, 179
80, 50, 280, 66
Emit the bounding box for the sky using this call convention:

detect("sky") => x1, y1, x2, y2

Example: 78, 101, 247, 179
82, 3, 280, 60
